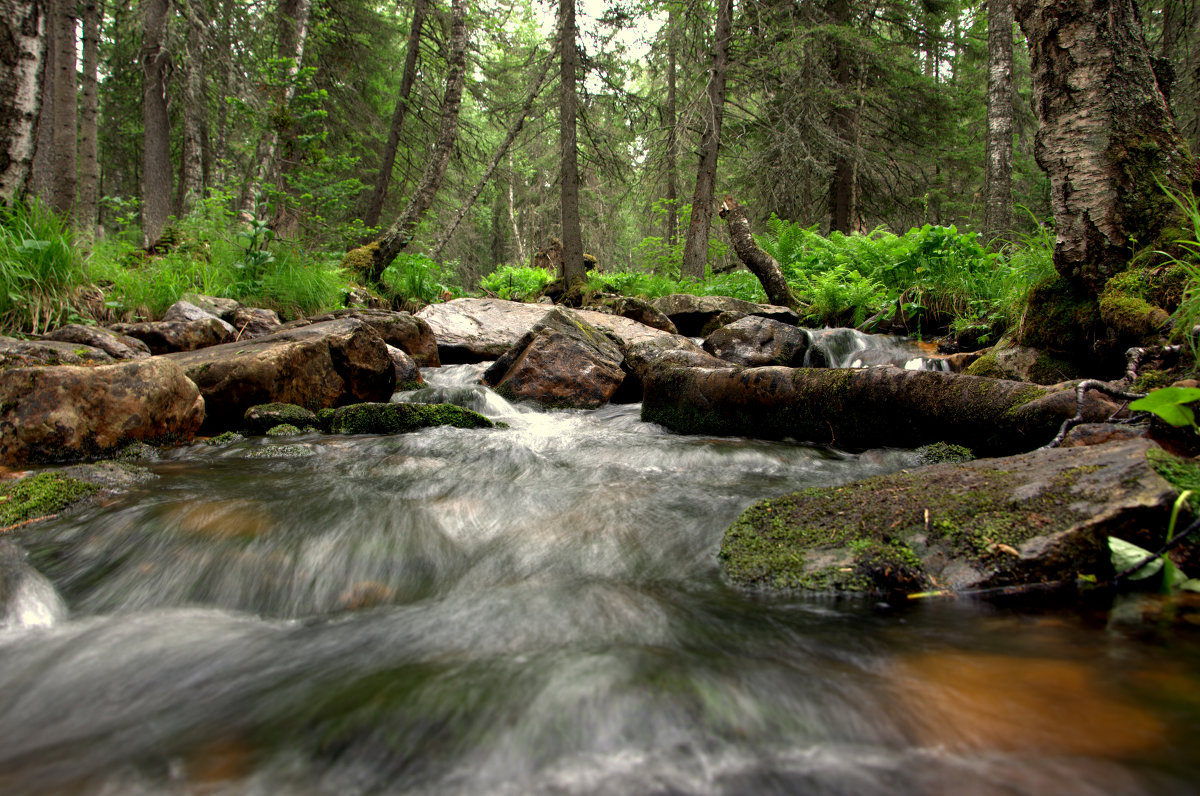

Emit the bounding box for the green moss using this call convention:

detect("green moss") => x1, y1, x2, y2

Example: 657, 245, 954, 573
1099, 270, 1171, 342
1147, 448, 1200, 512
964, 352, 1004, 379
111, 441, 160, 461
265, 423, 302, 436
246, 444, 315, 459
1027, 352, 1081, 385
0, 472, 100, 526
916, 442, 975, 464
244, 403, 320, 434
326, 402, 494, 435
206, 431, 245, 446
1131, 369, 1176, 392
340, 242, 381, 277
1017, 277, 1103, 353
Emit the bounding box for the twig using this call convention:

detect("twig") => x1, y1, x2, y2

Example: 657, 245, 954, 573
0, 514, 58, 534
1042, 380, 1147, 449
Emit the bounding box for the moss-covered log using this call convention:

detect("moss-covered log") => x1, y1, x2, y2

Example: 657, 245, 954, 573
641, 364, 1121, 456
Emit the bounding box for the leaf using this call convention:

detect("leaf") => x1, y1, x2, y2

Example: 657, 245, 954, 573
1130, 387, 1200, 427
1181, 579, 1200, 593
1108, 536, 1163, 580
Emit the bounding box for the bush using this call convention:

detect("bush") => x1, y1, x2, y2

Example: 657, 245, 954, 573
480, 265, 554, 301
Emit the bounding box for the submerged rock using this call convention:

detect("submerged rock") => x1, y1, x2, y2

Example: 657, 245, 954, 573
703, 316, 810, 367
482, 307, 626, 409
642, 364, 1120, 456
244, 403, 320, 434
0, 539, 67, 629
0, 359, 206, 465
41, 325, 151, 360
321, 402, 494, 435
720, 439, 1181, 596
166, 317, 394, 432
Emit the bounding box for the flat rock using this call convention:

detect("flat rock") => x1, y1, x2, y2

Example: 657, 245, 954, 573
180, 293, 242, 319
0, 358, 205, 465
703, 316, 811, 367
720, 438, 1183, 595
482, 307, 626, 409
651, 294, 798, 336
0, 337, 114, 368
41, 325, 151, 360
289, 308, 439, 367
165, 317, 394, 431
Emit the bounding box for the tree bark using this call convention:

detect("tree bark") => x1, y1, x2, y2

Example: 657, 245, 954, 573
508, 153, 526, 264
0, 0, 46, 204
559, 0, 585, 286
362, 0, 427, 231
238, 0, 312, 221
178, 0, 206, 217
141, 0, 172, 248
45, 0, 76, 220
30, 0, 51, 204
78, 0, 101, 233
680, 0, 732, 280
1016, 0, 1198, 292
430, 46, 554, 261
984, 0, 1014, 241
827, 0, 856, 234
664, 5, 678, 247
719, 197, 796, 309
362, 0, 468, 283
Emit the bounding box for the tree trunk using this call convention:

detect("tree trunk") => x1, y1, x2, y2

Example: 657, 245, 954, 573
213, 0, 233, 179
430, 47, 554, 261
680, 0, 732, 280
1015, 0, 1197, 292
361, 0, 468, 283
178, 0, 206, 217
30, 0, 52, 204
238, 0, 312, 221
827, 0, 855, 234
559, 0, 585, 286
46, 0, 76, 220
362, 0, 427, 231
984, 0, 1014, 241
719, 197, 796, 309
78, 0, 101, 233
141, 0, 171, 249
0, 0, 46, 204
665, 5, 678, 248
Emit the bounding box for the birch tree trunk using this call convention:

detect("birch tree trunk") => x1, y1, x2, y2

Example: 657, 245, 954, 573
78, 0, 101, 233
47, 0, 76, 219
141, 0, 172, 249
559, 0, 585, 286
680, 0, 732, 281
1016, 0, 1197, 292
358, 0, 468, 284
178, 0, 207, 216
984, 0, 1014, 240
665, 5, 678, 247
362, 0, 427, 231
0, 0, 46, 204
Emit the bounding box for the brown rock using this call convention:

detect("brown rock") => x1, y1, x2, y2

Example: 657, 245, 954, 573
287, 308, 439, 367
42, 325, 151, 360
165, 318, 394, 431
651, 294, 798, 336
703, 315, 810, 367
0, 337, 113, 368
0, 359, 205, 465
110, 316, 237, 355
227, 307, 282, 340
482, 307, 625, 409
387, 345, 424, 389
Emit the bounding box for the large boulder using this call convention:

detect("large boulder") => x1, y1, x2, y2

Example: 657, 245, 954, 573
703, 316, 811, 367
227, 306, 282, 340
287, 308, 440, 367
0, 337, 113, 368
482, 307, 626, 409
720, 438, 1182, 595
417, 299, 553, 362
0, 358, 205, 465
651, 294, 798, 336
165, 318, 394, 431
642, 364, 1121, 456
585, 294, 678, 334
42, 325, 151, 360
110, 315, 236, 355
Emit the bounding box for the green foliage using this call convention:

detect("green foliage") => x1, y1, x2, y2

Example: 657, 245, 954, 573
1162, 189, 1200, 356
481, 265, 554, 301
0, 200, 90, 334
793, 265, 886, 327
631, 202, 728, 278
380, 252, 462, 306
1131, 386, 1200, 429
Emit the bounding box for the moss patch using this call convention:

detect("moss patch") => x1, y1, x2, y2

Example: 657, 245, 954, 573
1017, 277, 1103, 354
964, 352, 1004, 379
325, 402, 495, 435
206, 431, 245, 446
1099, 269, 1171, 343
916, 442, 975, 464
0, 472, 100, 527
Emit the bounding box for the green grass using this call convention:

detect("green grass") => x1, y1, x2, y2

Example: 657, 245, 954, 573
0, 199, 91, 334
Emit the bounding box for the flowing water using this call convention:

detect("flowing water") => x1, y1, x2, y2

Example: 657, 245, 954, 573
2, 365, 1199, 795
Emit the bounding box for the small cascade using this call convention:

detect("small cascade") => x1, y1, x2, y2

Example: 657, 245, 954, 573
804, 328, 950, 371
0, 541, 67, 631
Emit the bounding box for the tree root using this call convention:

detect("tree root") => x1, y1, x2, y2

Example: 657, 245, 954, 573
1041, 380, 1147, 449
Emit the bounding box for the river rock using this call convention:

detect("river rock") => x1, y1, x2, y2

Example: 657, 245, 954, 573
42, 325, 151, 360
585, 295, 678, 334
642, 364, 1121, 456
163, 299, 223, 324
703, 316, 811, 367
417, 299, 552, 362
244, 403, 320, 434
387, 345, 424, 389
0, 539, 66, 629
651, 294, 798, 337
110, 315, 237, 355
287, 309, 440, 367
321, 402, 494, 434
180, 293, 241, 319
0, 358, 206, 465
165, 317, 394, 431
965, 343, 1083, 385
0, 337, 114, 368
720, 438, 1182, 596
482, 307, 626, 409
228, 306, 282, 340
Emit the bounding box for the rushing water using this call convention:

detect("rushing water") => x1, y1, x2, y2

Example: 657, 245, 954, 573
2, 365, 1199, 795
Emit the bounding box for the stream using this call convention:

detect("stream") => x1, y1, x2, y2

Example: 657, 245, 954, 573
2, 363, 1199, 794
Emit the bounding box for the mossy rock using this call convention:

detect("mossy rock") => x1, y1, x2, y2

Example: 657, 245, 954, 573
206, 431, 245, 446
964, 352, 1005, 379
244, 403, 320, 434
325, 402, 494, 435
916, 442, 974, 465
340, 242, 381, 278
1098, 269, 1171, 344
265, 423, 303, 436
1016, 277, 1103, 355
0, 472, 100, 527
246, 444, 315, 459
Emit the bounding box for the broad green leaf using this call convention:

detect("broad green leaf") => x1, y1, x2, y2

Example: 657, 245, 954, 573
1108, 536, 1163, 580
1181, 579, 1200, 593
1130, 387, 1200, 427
